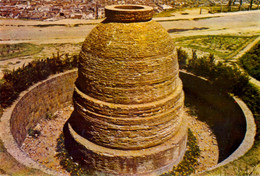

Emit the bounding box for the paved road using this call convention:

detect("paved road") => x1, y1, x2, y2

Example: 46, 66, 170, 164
0, 10, 259, 44
159, 10, 260, 38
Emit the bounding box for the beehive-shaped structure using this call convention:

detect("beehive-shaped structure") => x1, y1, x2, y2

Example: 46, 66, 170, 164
64, 5, 187, 175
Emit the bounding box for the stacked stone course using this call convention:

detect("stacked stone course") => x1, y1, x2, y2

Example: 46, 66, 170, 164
10, 70, 77, 147
64, 5, 187, 175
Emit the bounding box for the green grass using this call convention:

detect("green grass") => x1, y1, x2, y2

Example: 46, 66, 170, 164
162, 129, 201, 176
240, 41, 260, 80
204, 141, 260, 175
176, 47, 260, 176
174, 35, 258, 60
56, 129, 201, 176
0, 43, 43, 60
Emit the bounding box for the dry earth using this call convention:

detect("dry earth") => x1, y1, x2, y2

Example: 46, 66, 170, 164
21, 106, 218, 175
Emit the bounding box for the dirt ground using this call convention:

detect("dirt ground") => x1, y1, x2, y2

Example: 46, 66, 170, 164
21, 106, 218, 175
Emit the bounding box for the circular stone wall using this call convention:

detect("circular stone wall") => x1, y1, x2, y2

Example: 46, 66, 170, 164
0, 69, 256, 175
0, 70, 78, 176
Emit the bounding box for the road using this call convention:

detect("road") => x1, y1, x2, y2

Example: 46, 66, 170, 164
0, 10, 259, 44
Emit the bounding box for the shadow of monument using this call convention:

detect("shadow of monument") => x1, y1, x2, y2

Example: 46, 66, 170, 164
180, 72, 246, 162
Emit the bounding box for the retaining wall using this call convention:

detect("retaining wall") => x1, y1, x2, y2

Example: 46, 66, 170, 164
0, 69, 255, 175
0, 69, 77, 176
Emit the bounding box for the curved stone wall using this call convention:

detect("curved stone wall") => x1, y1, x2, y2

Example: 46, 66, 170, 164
0, 70, 78, 176
0, 69, 255, 176
179, 71, 256, 173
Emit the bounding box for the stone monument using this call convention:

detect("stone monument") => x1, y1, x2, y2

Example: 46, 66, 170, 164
64, 4, 187, 175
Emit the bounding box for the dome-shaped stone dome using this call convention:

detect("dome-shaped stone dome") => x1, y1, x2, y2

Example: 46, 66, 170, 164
64, 4, 187, 175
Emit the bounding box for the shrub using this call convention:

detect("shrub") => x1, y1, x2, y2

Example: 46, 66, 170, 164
178, 47, 259, 145
177, 48, 189, 69
0, 53, 79, 108
239, 42, 260, 80
185, 51, 249, 95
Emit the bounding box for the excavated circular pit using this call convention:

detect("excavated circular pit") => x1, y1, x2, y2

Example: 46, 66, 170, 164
0, 70, 255, 176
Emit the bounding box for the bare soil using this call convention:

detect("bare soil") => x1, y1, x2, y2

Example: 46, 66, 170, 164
21, 106, 218, 175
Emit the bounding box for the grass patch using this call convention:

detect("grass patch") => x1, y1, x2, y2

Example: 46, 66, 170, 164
56, 129, 200, 176
56, 134, 91, 175
177, 48, 260, 176
204, 141, 260, 175
239, 41, 260, 80
174, 35, 258, 60
162, 129, 200, 176
0, 43, 43, 60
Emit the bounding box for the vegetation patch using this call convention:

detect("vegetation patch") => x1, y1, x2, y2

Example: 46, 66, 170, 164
174, 35, 257, 60
0, 43, 43, 60
0, 53, 78, 108
162, 129, 201, 176
177, 48, 260, 175
239, 41, 260, 80
55, 129, 200, 176
56, 134, 91, 176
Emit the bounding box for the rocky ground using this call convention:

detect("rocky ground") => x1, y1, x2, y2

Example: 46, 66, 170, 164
21, 106, 73, 176
21, 106, 218, 175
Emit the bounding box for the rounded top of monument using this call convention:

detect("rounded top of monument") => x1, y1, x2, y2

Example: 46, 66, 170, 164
105, 5, 153, 22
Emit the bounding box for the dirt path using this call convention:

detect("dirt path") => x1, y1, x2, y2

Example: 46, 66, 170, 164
233, 36, 260, 59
